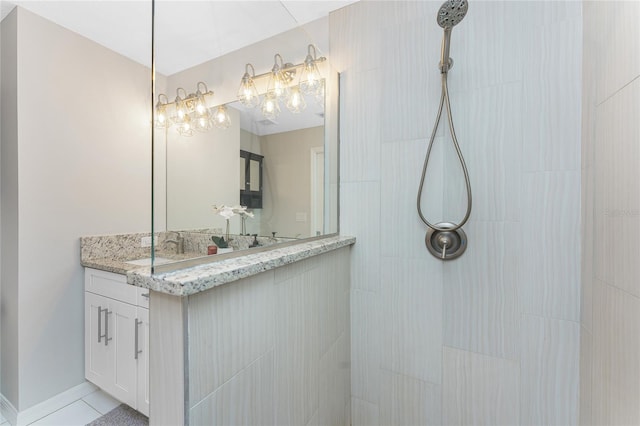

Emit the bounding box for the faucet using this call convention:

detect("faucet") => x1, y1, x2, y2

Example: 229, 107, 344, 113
164, 232, 184, 254
249, 234, 260, 248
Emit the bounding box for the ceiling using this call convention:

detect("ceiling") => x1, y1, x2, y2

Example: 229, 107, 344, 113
0, 0, 356, 75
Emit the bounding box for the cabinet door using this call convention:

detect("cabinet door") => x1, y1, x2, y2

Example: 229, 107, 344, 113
136, 307, 150, 417
85, 292, 114, 390
111, 298, 138, 408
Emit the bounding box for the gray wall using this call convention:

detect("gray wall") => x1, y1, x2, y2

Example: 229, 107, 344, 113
580, 1, 640, 424
261, 126, 324, 238
332, 1, 582, 424
0, 7, 152, 411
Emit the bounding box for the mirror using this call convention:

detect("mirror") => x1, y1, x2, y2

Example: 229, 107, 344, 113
153, 2, 339, 263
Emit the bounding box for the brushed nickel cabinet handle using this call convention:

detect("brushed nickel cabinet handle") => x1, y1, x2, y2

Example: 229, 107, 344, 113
104, 310, 113, 346
134, 318, 143, 360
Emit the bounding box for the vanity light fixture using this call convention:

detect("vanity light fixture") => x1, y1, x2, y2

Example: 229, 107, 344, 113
154, 82, 216, 136
236, 44, 326, 119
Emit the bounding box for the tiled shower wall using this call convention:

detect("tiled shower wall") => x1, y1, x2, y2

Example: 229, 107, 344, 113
580, 2, 640, 425
331, 1, 582, 424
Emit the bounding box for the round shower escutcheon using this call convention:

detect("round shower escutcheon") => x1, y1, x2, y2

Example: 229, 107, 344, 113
425, 222, 467, 260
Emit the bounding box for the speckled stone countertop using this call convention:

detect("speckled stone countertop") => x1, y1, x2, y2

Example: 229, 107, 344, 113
127, 235, 356, 296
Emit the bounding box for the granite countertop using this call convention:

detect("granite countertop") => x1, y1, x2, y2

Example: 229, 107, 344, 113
127, 235, 356, 296
81, 252, 200, 275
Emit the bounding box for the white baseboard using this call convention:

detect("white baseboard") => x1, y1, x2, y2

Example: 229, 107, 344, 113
1, 381, 97, 426
0, 395, 17, 426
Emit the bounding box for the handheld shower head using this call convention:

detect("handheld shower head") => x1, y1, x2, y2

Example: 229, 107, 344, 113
437, 0, 468, 29
437, 0, 468, 73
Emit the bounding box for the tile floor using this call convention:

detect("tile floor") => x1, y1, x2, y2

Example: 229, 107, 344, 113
0, 390, 120, 426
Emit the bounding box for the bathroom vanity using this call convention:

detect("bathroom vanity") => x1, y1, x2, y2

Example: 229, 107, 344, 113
81, 233, 354, 425
84, 268, 150, 417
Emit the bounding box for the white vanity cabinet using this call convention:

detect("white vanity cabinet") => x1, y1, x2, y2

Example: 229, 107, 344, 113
84, 268, 150, 417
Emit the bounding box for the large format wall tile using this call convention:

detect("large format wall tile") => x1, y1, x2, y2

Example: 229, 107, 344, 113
381, 138, 443, 260
520, 171, 581, 321
352, 397, 379, 426
520, 315, 580, 426
340, 181, 381, 292
443, 221, 520, 360
190, 350, 276, 426
381, 15, 442, 143
351, 289, 382, 404
442, 347, 519, 426
579, 327, 593, 426
448, 1, 524, 92
589, 0, 640, 104
593, 78, 640, 297
591, 281, 640, 425
522, 17, 582, 172
318, 333, 351, 426
379, 369, 442, 426
339, 69, 382, 183
444, 83, 522, 222
274, 270, 320, 425
380, 256, 443, 384
188, 271, 275, 405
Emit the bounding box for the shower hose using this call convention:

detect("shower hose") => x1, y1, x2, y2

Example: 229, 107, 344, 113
417, 71, 472, 232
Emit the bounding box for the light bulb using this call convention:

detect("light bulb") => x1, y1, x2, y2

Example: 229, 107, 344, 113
267, 54, 290, 101
174, 88, 188, 123
177, 115, 194, 137
213, 105, 231, 129
194, 82, 213, 117
286, 86, 306, 113
154, 95, 170, 129
299, 45, 322, 95
237, 64, 259, 108
261, 92, 280, 119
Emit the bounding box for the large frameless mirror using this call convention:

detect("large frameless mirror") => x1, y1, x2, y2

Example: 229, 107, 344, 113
152, 1, 341, 270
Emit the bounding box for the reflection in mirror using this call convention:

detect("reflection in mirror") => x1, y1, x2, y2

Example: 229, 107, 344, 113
153, 2, 339, 266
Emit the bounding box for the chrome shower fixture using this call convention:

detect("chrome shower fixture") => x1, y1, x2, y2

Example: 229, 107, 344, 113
417, 0, 471, 261
437, 0, 468, 73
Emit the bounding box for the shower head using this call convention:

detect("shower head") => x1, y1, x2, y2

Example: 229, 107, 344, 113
437, 0, 468, 29
437, 0, 468, 73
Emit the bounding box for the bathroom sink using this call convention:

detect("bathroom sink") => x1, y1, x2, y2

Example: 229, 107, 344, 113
126, 257, 173, 266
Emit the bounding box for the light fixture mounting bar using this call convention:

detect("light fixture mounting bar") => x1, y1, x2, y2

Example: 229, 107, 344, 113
251, 56, 327, 81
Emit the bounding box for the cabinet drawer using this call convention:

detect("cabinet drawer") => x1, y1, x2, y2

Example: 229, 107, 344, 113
85, 268, 137, 306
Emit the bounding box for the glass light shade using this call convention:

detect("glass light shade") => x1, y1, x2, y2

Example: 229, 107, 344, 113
174, 88, 189, 123
299, 59, 322, 95
194, 94, 208, 116
155, 103, 169, 128
286, 86, 307, 113
195, 82, 213, 115
237, 71, 259, 108
261, 92, 280, 120
194, 112, 212, 132
213, 105, 231, 129
175, 100, 187, 123
269, 70, 290, 100
177, 114, 194, 137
